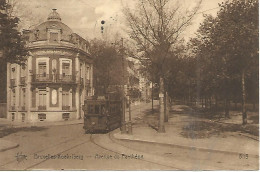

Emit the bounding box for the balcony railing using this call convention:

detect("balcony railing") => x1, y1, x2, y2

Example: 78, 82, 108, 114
32, 74, 76, 83
58, 74, 75, 82
38, 105, 46, 110
62, 105, 70, 110
33, 74, 52, 82
20, 77, 26, 85
10, 79, 16, 87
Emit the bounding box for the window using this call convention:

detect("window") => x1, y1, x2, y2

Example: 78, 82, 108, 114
95, 105, 100, 114
62, 90, 70, 107
12, 89, 15, 107
38, 62, 47, 76
22, 113, 25, 122
39, 89, 47, 108
20, 88, 26, 109
11, 67, 16, 79
21, 66, 26, 77
38, 113, 46, 121
62, 113, 70, 120
88, 105, 94, 114
86, 67, 90, 80
50, 32, 58, 42
62, 62, 70, 75
12, 113, 15, 121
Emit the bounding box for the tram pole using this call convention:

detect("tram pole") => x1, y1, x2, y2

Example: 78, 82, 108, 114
120, 38, 127, 134
128, 88, 132, 134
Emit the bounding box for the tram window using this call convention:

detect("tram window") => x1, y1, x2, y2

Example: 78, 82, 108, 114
95, 105, 100, 114
88, 105, 94, 113
101, 105, 105, 115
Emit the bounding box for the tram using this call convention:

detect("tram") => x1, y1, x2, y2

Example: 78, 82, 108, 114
82, 94, 122, 134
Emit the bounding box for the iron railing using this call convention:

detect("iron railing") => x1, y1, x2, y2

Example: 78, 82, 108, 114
32, 74, 76, 83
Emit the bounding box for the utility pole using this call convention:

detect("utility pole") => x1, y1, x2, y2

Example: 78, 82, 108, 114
127, 78, 132, 134
120, 38, 126, 133
151, 81, 154, 113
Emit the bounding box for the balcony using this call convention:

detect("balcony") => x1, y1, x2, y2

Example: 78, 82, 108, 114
62, 105, 70, 110
33, 74, 52, 82
10, 79, 16, 87
20, 77, 26, 85
32, 74, 76, 84
38, 105, 46, 110
58, 74, 75, 83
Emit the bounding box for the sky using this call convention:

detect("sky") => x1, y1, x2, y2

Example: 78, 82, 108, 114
15, 0, 226, 41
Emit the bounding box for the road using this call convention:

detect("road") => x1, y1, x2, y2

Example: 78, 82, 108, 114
0, 123, 174, 170
0, 101, 258, 170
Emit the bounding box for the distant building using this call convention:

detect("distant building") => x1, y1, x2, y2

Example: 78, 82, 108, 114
7, 9, 93, 122
126, 57, 151, 101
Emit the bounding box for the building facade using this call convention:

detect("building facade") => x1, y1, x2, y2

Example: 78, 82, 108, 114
7, 9, 93, 122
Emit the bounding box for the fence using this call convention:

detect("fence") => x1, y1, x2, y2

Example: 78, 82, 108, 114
0, 103, 7, 118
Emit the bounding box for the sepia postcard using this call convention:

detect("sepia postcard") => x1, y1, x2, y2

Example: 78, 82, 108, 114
0, 0, 258, 170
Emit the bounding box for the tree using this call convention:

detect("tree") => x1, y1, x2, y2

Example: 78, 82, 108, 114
0, 0, 28, 103
89, 39, 127, 96
124, 0, 201, 132
191, 0, 258, 124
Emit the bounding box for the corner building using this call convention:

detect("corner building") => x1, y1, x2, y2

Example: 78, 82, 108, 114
7, 9, 93, 122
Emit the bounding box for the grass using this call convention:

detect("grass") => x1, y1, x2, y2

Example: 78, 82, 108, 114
180, 120, 259, 139
142, 104, 259, 139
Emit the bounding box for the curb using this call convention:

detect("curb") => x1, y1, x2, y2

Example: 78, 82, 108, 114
112, 132, 259, 158
0, 143, 19, 152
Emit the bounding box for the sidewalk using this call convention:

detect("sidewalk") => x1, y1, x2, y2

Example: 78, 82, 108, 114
114, 103, 259, 157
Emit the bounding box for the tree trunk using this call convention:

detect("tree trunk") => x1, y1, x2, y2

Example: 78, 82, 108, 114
225, 98, 230, 119
241, 70, 247, 125
209, 97, 212, 109
164, 91, 169, 122
152, 81, 154, 113
158, 77, 165, 133
215, 96, 218, 109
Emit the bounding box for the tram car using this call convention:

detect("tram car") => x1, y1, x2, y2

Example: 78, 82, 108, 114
83, 94, 122, 134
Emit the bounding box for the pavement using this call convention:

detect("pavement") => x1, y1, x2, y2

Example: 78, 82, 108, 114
114, 102, 259, 157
